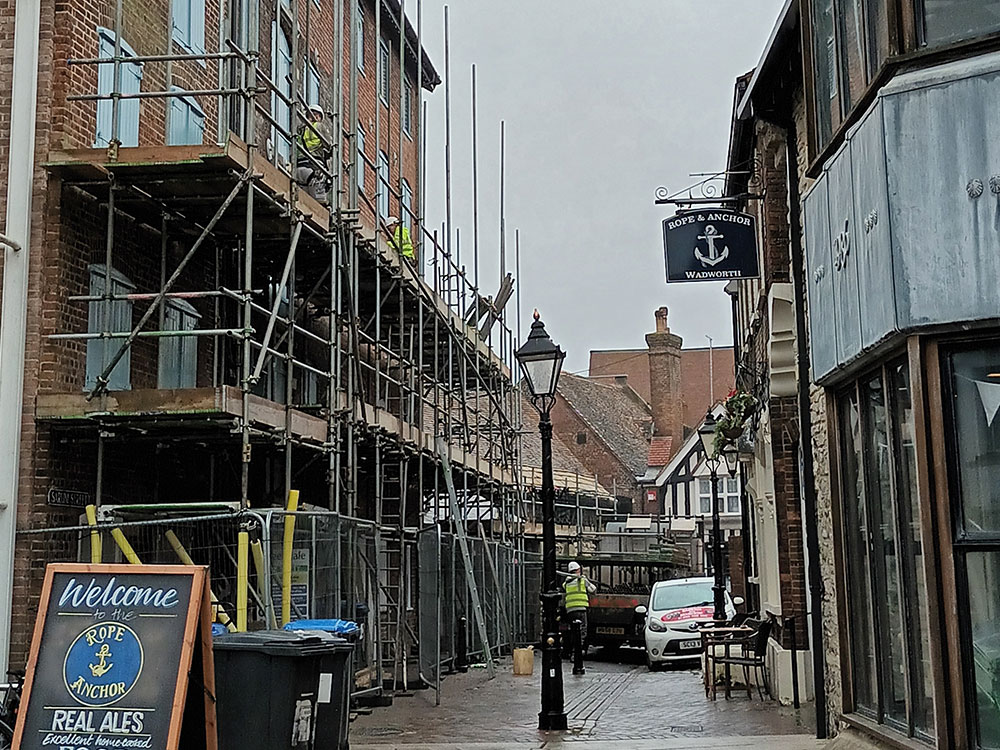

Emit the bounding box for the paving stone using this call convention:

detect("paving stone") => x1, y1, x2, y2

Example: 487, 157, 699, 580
350, 649, 823, 749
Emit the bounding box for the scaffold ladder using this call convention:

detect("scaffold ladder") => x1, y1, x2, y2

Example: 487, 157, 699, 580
377, 441, 408, 690
435, 437, 495, 678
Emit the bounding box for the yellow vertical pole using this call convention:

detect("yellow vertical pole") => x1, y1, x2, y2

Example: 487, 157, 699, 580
282, 489, 300, 626
110, 527, 141, 564
85, 504, 102, 564
165, 530, 237, 632
237, 528, 249, 632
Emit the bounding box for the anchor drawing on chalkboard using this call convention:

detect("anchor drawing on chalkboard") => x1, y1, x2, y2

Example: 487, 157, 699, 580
89, 644, 114, 678
694, 225, 729, 267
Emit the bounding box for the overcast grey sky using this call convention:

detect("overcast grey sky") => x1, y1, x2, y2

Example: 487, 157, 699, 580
417, 1, 785, 373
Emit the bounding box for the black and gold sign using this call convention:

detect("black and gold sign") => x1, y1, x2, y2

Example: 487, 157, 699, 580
13, 565, 217, 750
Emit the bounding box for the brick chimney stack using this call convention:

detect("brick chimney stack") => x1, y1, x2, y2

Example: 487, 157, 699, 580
645, 307, 684, 440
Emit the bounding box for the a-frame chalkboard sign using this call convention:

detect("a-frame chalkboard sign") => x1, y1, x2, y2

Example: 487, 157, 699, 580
12, 564, 218, 750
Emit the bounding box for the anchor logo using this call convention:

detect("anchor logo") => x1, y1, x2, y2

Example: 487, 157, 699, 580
694, 225, 729, 267
89, 644, 114, 678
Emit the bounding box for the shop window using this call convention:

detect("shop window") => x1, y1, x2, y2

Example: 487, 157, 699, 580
95, 29, 142, 148
167, 88, 205, 146
922, 0, 1000, 46
945, 343, 1000, 748
158, 299, 199, 389
837, 358, 934, 739
86, 265, 134, 391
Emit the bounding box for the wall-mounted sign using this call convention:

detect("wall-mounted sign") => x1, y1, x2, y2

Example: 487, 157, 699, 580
46, 488, 92, 509
13, 564, 217, 750
662, 209, 760, 282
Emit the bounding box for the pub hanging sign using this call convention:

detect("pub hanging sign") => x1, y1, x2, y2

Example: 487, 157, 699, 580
662, 209, 760, 282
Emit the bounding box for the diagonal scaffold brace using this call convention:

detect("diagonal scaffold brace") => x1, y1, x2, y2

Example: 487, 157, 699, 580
86, 170, 254, 401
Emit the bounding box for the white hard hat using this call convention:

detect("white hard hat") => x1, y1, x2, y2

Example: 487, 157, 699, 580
568, 561, 581, 572
309, 105, 324, 117
386, 215, 400, 226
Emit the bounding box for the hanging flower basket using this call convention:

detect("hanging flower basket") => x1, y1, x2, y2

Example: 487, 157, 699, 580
712, 389, 758, 453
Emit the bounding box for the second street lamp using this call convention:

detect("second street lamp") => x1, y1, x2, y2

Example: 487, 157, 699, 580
698, 411, 728, 623
516, 311, 568, 732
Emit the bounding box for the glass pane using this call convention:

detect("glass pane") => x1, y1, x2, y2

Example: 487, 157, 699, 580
924, 0, 1000, 45
811, 0, 840, 146
838, 0, 868, 112
967, 550, 1000, 749
888, 360, 934, 735
864, 374, 907, 725
949, 346, 1000, 534
840, 389, 876, 712
865, 0, 891, 76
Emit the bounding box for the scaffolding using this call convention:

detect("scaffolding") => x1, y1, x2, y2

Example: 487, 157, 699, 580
24, 0, 531, 696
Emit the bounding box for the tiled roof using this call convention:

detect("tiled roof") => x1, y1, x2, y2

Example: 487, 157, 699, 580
519, 393, 593, 476
556, 373, 653, 477
647, 436, 673, 467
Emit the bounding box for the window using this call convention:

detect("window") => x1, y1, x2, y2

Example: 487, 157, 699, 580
355, 9, 364, 72
86, 265, 134, 391
576, 432, 587, 445
923, 0, 1000, 46
401, 179, 412, 231
838, 358, 933, 739
403, 80, 413, 136
698, 477, 740, 515
378, 41, 390, 105
95, 29, 142, 148
808, 0, 897, 153
167, 88, 205, 145
357, 126, 366, 194
945, 342, 1000, 748
271, 22, 292, 163
306, 62, 321, 108
171, 0, 205, 55
158, 299, 199, 388
377, 150, 389, 219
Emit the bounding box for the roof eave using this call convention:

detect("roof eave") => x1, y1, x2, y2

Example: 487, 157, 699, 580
736, 0, 799, 120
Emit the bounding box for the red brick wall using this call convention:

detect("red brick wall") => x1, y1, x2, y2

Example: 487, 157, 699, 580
549, 395, 638, 503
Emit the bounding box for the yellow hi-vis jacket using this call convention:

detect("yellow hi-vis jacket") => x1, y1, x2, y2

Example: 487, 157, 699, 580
299, 121, 322, 154
392, 225, 414, 260
564, 577, 590, 611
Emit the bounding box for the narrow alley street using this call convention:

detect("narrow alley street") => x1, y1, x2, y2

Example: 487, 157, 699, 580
351, 649, 823, 750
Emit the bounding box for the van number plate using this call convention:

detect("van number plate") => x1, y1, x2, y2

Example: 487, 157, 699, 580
595, 627, 624, 635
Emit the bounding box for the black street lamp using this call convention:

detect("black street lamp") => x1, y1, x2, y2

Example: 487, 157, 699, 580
516, 311, 567, 732
698, 411, 729, 623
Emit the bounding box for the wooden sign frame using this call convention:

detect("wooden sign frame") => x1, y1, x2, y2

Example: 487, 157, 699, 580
12, 564, 218, 750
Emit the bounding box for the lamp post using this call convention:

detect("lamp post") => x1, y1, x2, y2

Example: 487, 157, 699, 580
698, 411, 737, 623
516, 311, 567, 732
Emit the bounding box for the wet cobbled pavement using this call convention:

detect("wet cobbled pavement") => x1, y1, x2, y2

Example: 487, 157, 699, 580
350, 648, 825, 749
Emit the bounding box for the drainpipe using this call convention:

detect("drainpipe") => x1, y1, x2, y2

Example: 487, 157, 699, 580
0, 0, 42, 673
785, 119, 828, 740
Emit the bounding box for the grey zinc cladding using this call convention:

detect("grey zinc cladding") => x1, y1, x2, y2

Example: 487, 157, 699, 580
803, 49, 1000, 382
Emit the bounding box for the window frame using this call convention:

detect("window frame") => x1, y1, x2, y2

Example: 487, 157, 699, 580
401, 178, 413, 231
377, 149, 390, 219
167, 86, 206, 146
355, 8, 364, 73
86, 264, 135, 392
834, 354, 936, 742
403, 80, 413, 137
171, 0, 206, 57
356, 125, 366, 195
158, 298, 200, 389
95, 28, 143, 148
378, 40, 390, 106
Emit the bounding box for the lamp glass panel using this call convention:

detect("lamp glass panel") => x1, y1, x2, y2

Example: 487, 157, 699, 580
520, 357, 558, 397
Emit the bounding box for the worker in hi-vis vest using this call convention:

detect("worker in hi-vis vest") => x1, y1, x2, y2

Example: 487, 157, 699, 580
386, 216, 414, 261
563, 561, 597, 654
294, 105, 327, 202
